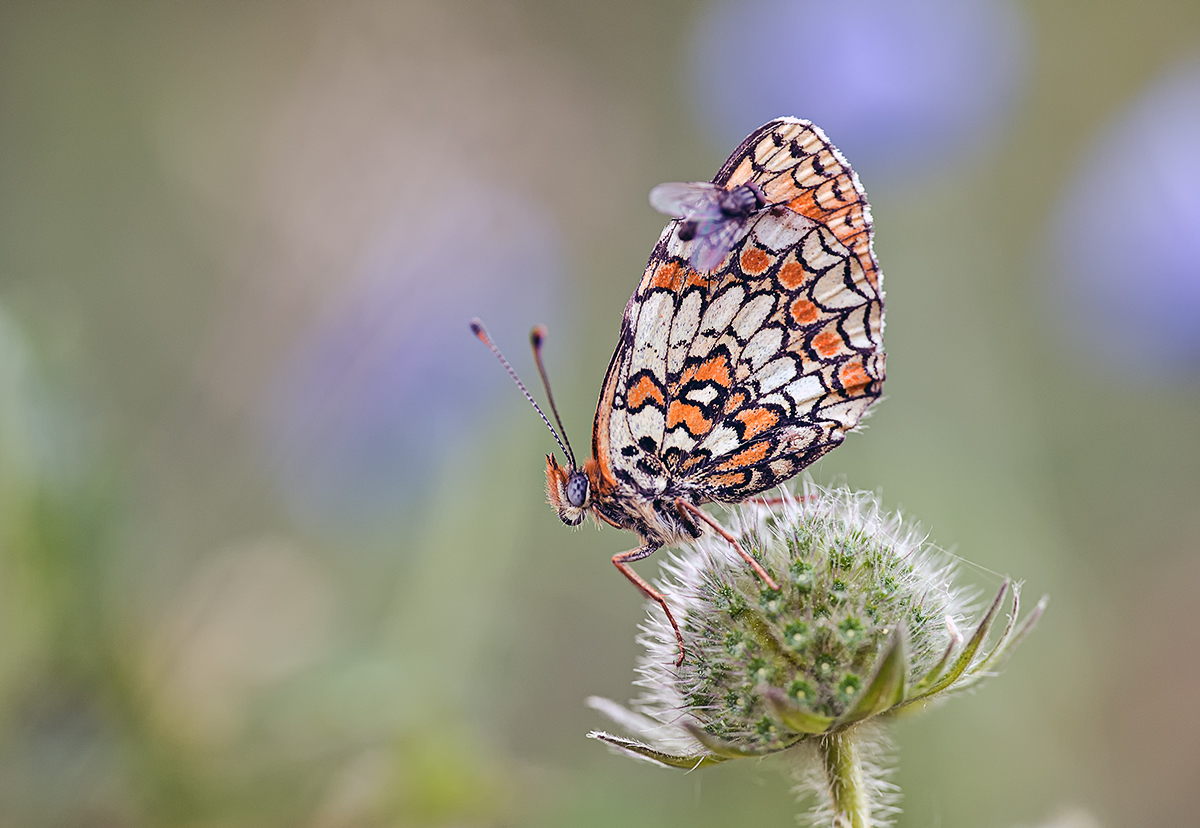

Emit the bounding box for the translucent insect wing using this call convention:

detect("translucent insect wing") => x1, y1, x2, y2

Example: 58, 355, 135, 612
649, 182, 723, 220
690, 220, 747, 273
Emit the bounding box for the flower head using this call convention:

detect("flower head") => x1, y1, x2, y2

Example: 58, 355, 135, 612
589, 482, 1044, 769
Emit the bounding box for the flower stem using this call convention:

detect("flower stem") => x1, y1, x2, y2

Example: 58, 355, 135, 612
819, 730, 871, 828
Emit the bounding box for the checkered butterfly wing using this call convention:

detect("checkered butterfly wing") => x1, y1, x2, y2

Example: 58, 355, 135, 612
715, 117, 882, 293
592, 118, 884, 503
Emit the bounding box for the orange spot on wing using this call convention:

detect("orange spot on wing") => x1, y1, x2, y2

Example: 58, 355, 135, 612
723, 389, 748, 414
626, 374, 665, 409
735, 407, 779, 439
787, 192, 863, 256
728, 158, 755, 186
716, 441, 770, 471
778, 260, 807, 290
667, 401, 712, 434
790, 297, 819, 325
695, 354, 732, 386
708, 471, 750, 489
651, 261, 684, 291
839, 361, 871, 394
812, 330, 843, 358
786, 192, 826, 223
678, 354, 733, 392
681, 454, 707, 471
740, 247, 770, 275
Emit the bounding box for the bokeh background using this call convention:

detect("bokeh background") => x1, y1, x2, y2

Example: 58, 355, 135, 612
1, 1, 1198, 826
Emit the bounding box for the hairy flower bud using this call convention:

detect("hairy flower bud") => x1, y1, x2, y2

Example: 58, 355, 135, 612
588, 483, 1044, 826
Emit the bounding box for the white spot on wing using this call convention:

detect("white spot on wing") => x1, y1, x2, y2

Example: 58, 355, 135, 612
607, 406, 633, 463
778, 427, 819, 452
633, 291, 674, 383
786, 375, 824, 408
669, 292, 702, 374
801, 229, 848, 277
758, 392, 791, 411
697, 286, 744, 336
753, 357, 797, 394
843, 305, 875, 349
821, 398, 872, 426
762, 147, 799, 172
741, 327, 783, 370
753, 213, 816, 250
731, 294, 775, 340
627, 406, 665, 453
699, 424, 739, 456
662, 426, 696, 455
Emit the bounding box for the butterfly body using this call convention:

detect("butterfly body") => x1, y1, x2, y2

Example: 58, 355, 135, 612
546, 454, 702, 549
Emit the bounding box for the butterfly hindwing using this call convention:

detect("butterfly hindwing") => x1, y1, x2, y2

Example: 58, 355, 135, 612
593, 118, 884, 505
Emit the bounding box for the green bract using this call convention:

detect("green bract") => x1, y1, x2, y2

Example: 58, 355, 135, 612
589, 483, 1044, 771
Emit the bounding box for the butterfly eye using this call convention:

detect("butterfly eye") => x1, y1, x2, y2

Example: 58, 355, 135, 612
566, 472, 589, 508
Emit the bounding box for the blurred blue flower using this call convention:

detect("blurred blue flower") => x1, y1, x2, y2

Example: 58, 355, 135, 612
264, 187, 565, 536
1051, 58, 1200, 380
689, 0, 1028, 185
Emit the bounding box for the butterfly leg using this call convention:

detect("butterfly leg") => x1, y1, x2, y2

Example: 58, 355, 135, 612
675, 499, 780, 592
612, 544, 686, 666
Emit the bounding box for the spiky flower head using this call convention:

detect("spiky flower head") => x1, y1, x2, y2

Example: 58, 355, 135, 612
589, 482, 1044, 826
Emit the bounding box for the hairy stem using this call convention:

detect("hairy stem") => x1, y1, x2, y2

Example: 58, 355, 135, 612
819, 730, 871, 828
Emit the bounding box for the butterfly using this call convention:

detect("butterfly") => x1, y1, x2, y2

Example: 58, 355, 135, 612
649, 180, 768, 273
474, 117, 885, 664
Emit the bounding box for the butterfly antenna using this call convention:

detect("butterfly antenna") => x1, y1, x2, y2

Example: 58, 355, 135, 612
529, 325, 577, 468
470, 318, 574, 465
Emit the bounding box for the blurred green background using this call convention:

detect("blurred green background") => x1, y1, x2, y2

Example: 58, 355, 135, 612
1, 1, 1199, 826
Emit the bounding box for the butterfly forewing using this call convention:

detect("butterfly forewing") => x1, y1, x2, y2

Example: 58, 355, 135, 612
650, 118, 871, 281
715, 118, 881, 296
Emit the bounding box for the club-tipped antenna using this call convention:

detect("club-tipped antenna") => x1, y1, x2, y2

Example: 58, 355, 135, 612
471, 318, 575, 466
529, 325, 577, 468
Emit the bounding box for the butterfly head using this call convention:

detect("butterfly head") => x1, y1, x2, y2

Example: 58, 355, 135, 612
545, 453, 590, 525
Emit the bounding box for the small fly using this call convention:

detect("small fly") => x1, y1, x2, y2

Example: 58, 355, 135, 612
649, 180, 768, 273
